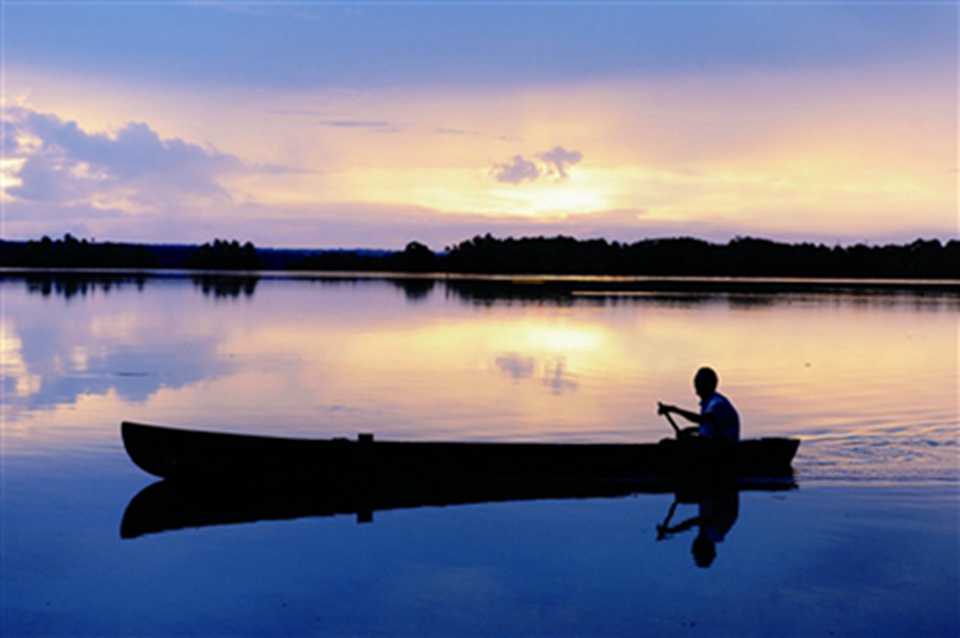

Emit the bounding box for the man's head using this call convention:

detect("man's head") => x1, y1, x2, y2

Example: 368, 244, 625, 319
693, 367, 718, 400
692, 534, 717, 568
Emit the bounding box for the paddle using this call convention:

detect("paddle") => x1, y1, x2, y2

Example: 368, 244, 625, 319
657, 401, 682, 438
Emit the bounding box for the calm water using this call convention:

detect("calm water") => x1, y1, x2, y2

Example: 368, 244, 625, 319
2, 273, 958, 636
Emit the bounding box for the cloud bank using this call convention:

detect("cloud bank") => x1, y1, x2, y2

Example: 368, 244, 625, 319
2, 107, 295, 213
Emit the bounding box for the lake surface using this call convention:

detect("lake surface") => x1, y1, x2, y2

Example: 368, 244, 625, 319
2, 272, 958, 636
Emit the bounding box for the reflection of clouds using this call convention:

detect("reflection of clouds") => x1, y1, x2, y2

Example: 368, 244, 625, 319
543, 359, 578, 395
494, 352, 578, 395
0, 320, 43, 398
89, 313, 140, 340
495, 353, 535, 380
2, 293, 232, 417
14, 335, 229, 411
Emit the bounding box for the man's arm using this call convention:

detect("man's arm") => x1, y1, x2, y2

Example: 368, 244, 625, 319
659, 403, 702, 424
657, 515, 703, 539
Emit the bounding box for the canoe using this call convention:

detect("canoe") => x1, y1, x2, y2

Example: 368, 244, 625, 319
121, 421, 800, 483
121, 473, 796, 539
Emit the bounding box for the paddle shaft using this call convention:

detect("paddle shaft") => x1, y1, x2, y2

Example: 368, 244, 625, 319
662, 410, 681, 437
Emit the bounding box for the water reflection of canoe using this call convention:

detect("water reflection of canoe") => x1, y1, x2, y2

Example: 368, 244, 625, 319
121, 421, 800, 482
121, 472, 795, 539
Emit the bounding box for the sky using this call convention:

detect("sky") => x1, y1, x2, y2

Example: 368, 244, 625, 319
1, 1, 957, 248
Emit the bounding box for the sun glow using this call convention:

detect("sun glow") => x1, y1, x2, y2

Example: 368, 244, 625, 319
489, 182, 613, 216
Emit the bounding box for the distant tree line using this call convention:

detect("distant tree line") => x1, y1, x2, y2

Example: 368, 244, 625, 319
1, 233, 957, 278
439, 235, 960, 278
186, 239, 259, 270
290, 241, 437, 272
0, 234, 259, 270
1, 234, 160, 268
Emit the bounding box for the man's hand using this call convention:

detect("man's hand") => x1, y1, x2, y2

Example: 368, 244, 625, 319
657, 402, 676, 416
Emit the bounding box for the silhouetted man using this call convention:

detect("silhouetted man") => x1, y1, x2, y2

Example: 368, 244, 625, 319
657, 489, 740, 568
658, 367, 740, 442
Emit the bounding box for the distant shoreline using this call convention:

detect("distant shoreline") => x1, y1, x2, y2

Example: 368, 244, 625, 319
2, 234, 958, 279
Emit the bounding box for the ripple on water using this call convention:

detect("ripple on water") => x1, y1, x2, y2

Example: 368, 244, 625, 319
796, 431, 960, 483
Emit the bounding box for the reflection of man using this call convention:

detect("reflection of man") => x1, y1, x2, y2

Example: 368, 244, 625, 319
656, 490, 740, 568
658, 367, 740, 442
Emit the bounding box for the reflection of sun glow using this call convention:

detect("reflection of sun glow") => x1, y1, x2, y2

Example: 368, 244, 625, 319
521, 325, 605, 352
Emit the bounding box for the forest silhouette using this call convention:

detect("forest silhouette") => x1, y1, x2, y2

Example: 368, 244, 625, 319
1, 233, 957, 278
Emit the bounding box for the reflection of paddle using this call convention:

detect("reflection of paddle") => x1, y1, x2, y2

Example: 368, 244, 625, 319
656, 499, 680, 540
657, 402, 681, 438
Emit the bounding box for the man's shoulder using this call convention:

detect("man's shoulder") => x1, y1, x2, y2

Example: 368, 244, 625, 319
708, 393, 737, 412
704, 392, 725, 407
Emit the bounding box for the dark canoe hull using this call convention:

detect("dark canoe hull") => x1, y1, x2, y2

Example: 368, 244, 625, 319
121, 421, 800, 483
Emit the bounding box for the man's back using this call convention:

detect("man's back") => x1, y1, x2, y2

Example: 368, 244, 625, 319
699, 392, 740, 441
